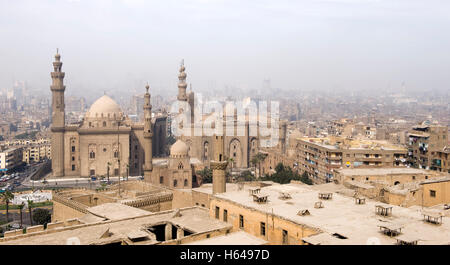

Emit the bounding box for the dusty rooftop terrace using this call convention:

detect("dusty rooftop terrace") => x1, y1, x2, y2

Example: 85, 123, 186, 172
213, 183, 450, 245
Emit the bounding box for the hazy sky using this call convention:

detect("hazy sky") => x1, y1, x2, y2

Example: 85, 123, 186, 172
1, 0, 449, 98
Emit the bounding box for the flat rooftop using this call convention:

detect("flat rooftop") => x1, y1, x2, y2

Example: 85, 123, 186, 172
213, 183, 450, 245
54, 181, 172, 207
0, 207, 230, 245
86, 203, 151, 220
337, 167, 430, 176
193, 181, 280, 195
192, 183, 245, 195
299, 137, 407, 151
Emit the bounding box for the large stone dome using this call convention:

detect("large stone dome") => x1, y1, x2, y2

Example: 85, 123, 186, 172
170, 139, 189, 157
85, 95, 123, 119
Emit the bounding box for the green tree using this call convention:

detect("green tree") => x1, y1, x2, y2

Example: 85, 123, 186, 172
237, 170, 256, 182
197, 167, 212, 184
107, 162, 111, 183
229, 157, 235, 169
1, 191, 14, 223
300, 171, 313, 185
261, 162, 312, 185
27, 200, 34, 226
18, 203, 25, 228
32, 208, 51, 228
251, 153, 266, 178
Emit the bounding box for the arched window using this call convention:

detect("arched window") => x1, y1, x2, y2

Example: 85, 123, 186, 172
178, 162, 184, 170
184, 179, 188, 187
103, 121, 107, 127
173, 179, 178, 187
394, 181, 400, 185
203, 142, 209, 160
89, 151, 95, 159
114, 151, 119, 158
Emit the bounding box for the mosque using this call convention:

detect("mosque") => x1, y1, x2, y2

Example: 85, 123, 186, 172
49, 51, 285, 189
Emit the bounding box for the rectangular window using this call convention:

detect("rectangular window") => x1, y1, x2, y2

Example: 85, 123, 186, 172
215, 206, 220, 219
114, 169, 119, 176
223, 209, 228, 222
430, 190, 436, 197
90, 169, 95, 176
239, 215, 244, 229
72, 165, 75, 171
71, 146, 75, 152
282, 229, 288, 244
260, 222, 266, 236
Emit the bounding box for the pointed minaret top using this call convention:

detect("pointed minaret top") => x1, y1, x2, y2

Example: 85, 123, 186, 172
55, 48, 61, 61
177, 59, 187, 101
179, 59, 186, 73
145, 83, 150, 93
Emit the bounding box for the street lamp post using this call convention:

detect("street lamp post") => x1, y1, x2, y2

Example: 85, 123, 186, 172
107, 162, 111, 183
117, 120, 121, 197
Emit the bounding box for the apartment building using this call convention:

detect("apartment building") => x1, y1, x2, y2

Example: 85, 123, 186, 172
295, 136, 407, 184
407, 122, 448, 170
434, 148, 450, 174
22, 144, 51, 164
0, 147, 23, 173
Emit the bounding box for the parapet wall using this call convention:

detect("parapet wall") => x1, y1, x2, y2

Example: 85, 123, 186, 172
1, 217, 84, 241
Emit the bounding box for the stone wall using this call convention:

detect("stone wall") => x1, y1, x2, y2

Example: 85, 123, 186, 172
51, 194, 89, 222
209, 197, 320, 245
171, 189, 194, 209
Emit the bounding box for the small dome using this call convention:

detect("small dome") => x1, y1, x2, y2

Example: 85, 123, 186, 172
86, 95, 123, 119
170, 139, 189, 157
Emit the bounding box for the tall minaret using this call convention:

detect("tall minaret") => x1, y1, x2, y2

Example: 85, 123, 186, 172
211, 135, 228, 194
280, 120, 287, 154
143, 84, 153, 179
50, 49, 66, 178
177, 60, 187, 101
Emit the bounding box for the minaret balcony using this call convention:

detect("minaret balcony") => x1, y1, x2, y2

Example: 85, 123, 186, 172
50, 85, 66, 91
51, 72, 65, 78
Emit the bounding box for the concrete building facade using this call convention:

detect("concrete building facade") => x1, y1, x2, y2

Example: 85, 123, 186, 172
293, 136, 408, 183
407, 122, 448, 170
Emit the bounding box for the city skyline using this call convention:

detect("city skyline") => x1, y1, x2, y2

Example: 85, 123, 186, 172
1, 0, 450, 97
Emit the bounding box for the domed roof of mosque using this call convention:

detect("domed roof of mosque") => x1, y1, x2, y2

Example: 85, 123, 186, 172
170, 139, 189, 157
85, 95, 123, 119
